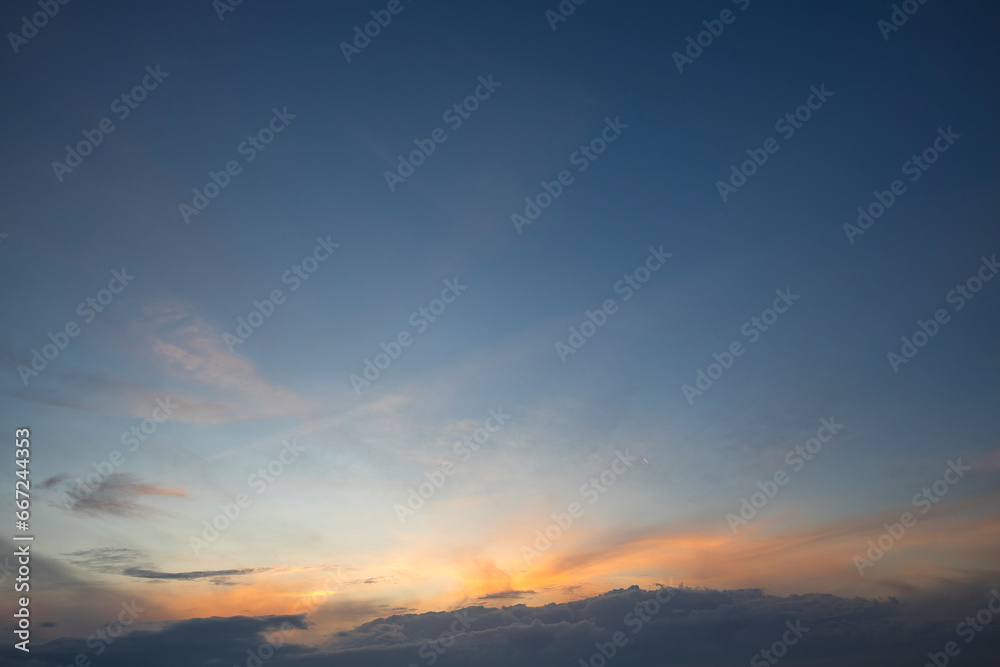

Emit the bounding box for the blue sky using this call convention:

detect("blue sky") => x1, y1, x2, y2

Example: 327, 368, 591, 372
2, 0, 1000, 664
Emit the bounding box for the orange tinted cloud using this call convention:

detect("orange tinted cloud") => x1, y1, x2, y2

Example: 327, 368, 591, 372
506, 489, 1000, 600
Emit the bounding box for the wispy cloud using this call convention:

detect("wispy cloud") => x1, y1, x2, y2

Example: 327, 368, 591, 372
50, 473, 186, 517
137, 299, 314, 422
64, 547, 148, 573
477, 589, 536, 600
4, 299, 315, 424
123, 567, 269, 585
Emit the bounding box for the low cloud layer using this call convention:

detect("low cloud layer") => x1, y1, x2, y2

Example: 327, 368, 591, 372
6, 584, 1000, 666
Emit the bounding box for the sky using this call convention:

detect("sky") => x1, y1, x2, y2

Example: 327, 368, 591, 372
1, 0, 1000, 665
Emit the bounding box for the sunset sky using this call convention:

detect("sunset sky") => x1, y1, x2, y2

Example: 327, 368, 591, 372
2, 0, 1000, 665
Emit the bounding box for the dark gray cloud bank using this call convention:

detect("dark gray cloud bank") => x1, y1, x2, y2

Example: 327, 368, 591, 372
4, 584, 1000, 666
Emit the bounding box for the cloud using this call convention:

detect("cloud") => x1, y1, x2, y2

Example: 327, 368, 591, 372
64, 547, 148, 574
0, 614, 313, 667
509, 487, 1000, 601
1, 299, 314, 425
49, 473, 185, 517
138, 299, 313, 422
8, 584, 1000, 666
478, 590, 536, 600
123, 567, 268, 581
39, 474, 68, 489
351, 393, 411, 416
